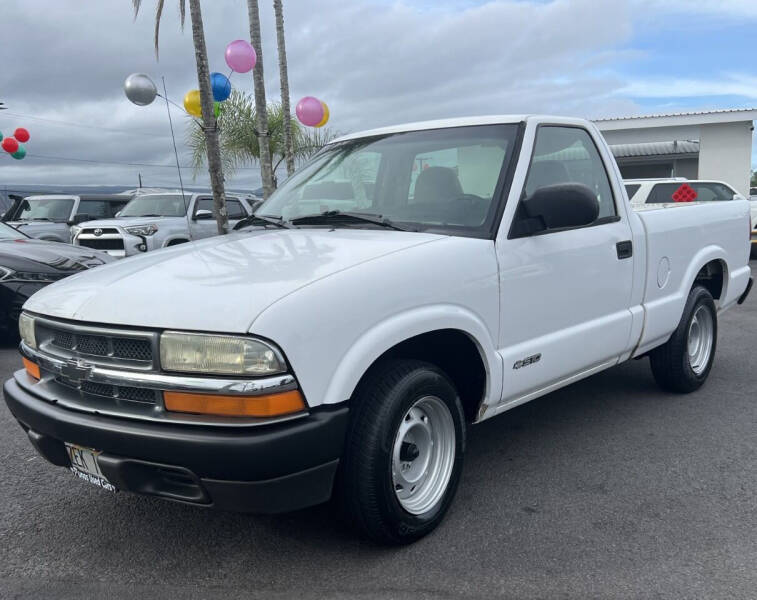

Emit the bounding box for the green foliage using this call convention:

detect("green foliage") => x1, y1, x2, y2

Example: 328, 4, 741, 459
751, 170, 757, 187
187, 90, 338, 183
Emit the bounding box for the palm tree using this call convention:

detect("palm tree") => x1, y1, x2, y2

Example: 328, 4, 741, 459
246, 0, 275, 200
187, 91, 336, 183
273, 0, 295, 178
132, 0, 229, 234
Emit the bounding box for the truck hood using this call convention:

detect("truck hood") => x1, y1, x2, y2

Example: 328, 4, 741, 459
24, 228, 443, 332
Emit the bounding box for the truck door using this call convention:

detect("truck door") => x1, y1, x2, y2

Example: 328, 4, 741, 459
497, 124, 635, 404
189, 197, 217, 239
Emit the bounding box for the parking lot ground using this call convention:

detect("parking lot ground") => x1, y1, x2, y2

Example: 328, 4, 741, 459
1, 272, 755, 599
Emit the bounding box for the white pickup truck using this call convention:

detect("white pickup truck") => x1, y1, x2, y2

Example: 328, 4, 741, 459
73, 192, 259, 257
4, 115, 752, 545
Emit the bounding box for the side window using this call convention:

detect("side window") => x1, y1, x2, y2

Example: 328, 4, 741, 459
523, 126, 617, 219
109, 201, 129, 217
624, 184, 640, 200
194, 198, 214, 219
77, 200, 109, 219
226, 199, 246, 218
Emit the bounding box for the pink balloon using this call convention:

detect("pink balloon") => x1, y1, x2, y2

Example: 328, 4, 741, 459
296, 96, 325, 127
225, 39, 256, 73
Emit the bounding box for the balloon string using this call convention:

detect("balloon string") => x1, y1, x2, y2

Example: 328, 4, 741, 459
157, 93, 189, 115
160, 76, 191, 238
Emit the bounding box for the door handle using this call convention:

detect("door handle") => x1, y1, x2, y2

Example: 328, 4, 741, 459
616, 240, 633, 260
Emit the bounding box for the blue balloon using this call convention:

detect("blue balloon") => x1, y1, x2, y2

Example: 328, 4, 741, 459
210, 72, 231, 102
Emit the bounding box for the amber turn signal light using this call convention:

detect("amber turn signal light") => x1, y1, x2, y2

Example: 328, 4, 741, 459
22, 358, 40, 380
163, 389, 305, 418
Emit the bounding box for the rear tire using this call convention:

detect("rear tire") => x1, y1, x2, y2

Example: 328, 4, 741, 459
650, 285, 717, 393
337, 360, 466, 545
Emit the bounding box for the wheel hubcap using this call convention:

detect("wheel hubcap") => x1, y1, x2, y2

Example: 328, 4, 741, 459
687, 305, 714, 375
391, 395, 456, 515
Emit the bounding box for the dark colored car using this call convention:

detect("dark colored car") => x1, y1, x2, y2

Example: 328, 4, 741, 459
0, 222, 114, 338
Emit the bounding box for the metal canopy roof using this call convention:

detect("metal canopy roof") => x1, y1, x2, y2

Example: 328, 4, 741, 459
609, 140, 699, 159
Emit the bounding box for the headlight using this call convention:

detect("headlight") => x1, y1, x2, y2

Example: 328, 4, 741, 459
160, 331, 287, 376
70, 225, 82, 241
18, 313, 36, 350
125, 224, 159, 237
0, 266, 12, 281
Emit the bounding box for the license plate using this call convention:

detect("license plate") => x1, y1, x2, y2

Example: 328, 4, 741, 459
65, 443, 117, 493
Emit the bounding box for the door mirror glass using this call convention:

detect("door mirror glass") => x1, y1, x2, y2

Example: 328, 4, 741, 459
518, 183, 599, 235
194, 209, 213, 220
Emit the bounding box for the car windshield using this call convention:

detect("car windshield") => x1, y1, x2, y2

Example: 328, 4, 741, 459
256, 124, 520, 237
119, 194, 190, 217
13, 198, 74, 222
0, 222, 26, 240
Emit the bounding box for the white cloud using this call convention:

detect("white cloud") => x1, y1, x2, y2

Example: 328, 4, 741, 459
1, 0, 753, 187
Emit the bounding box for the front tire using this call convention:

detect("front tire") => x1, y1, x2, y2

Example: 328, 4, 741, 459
338, 360, 466, 545
650, 285, 717, 393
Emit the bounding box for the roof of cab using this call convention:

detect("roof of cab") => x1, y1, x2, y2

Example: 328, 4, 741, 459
330, 115, 532, 143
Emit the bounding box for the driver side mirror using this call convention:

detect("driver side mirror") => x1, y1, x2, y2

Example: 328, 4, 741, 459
70, 213, 91, 225
193, 209, 213, 221
512, 183, 599, 237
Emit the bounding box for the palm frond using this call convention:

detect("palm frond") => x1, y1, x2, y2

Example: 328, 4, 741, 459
178, 0, 186, 30
185, 90, 339, 182
153, 0, 165, 58
132, 0, 142, 18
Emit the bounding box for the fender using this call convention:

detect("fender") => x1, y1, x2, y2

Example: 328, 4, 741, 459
162, 236, 189, 247
321, 304, 503, 413
634, 244, 728, 356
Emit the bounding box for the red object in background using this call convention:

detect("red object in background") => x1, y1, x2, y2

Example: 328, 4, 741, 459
1, 137, 19, 153
13, 128, 29, 143
671, 183, 697, 203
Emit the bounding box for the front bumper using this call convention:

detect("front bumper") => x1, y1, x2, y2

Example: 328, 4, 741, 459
3, 375, 349, 513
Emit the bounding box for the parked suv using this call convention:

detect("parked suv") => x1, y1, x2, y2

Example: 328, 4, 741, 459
73, 192, 258, 257
3, 195, 131, 243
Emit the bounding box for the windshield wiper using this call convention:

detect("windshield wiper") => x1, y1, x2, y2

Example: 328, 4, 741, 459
29, 217, 53, 221
233, 214, 293, 230
130, 214, 163, 218
290, 210, 410, 231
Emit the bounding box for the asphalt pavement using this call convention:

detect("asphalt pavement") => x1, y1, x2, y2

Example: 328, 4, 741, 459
1, 276, 755, 599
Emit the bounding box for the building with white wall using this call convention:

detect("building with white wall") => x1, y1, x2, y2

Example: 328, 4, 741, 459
593, 109, 756, 196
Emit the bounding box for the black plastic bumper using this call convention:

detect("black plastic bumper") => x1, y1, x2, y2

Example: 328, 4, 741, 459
3, 377, 349, 513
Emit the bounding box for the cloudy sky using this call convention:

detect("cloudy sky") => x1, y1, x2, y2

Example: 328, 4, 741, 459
1, 0, 755, 191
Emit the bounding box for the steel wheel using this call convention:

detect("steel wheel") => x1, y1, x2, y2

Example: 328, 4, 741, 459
687, 305, 714, 375
391, 395, 456, 515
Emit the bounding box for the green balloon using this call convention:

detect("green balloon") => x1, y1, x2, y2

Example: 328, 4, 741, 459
0, 131, 3, 141
11, 144, 26, 160
214, 101, 222, 118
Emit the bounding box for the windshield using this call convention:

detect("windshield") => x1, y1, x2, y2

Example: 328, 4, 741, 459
119, 194, 189, 217
0, 222, 26, 240
13, 198, 74, 222
256, 124, 519, 237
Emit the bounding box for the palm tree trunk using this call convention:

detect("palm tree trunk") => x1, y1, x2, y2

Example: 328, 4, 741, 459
273, 0, 295, 178
188, 0, 228, 234
246, 0, 275, 200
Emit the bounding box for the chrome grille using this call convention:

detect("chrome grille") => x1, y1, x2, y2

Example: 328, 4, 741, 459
36, 317, 157, 370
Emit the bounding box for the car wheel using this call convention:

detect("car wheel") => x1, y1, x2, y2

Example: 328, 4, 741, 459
650, 285, 717, 393
337, 359, 466, 545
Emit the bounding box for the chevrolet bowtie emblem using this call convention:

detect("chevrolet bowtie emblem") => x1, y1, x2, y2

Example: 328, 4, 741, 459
59, 358, 92, 383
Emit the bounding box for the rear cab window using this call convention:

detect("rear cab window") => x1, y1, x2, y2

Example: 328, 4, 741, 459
648, 182, 736, 204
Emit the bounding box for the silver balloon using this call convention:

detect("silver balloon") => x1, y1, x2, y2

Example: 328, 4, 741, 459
124, 73, 157, 106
